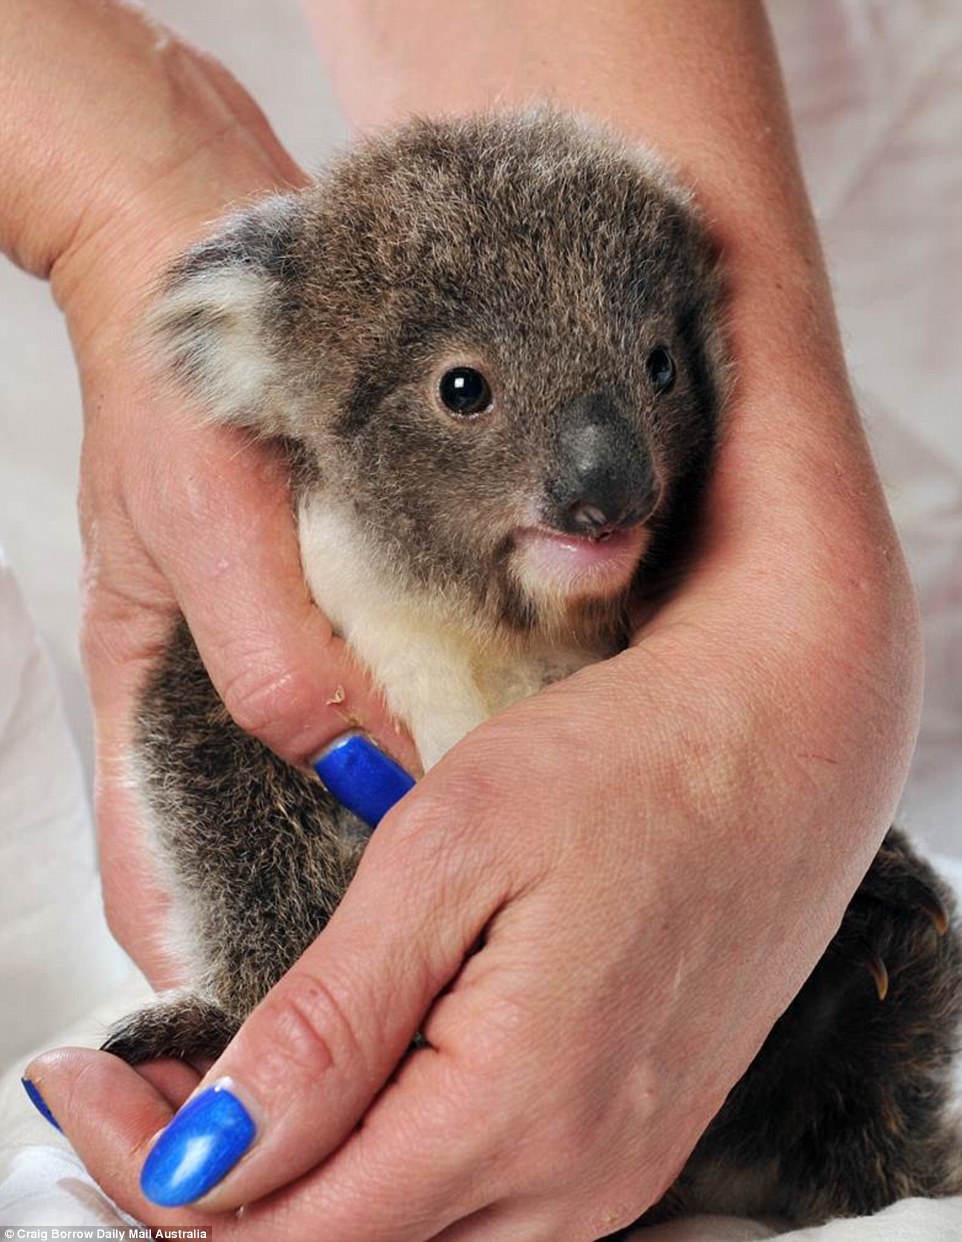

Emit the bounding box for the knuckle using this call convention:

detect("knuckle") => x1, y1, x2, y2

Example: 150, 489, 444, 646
218, 659, 301, 740
252, 969, 368, 1088
379, 785, 506, 907
79, 565, 173, 679
78, 603, 124, 673
457, 991, 537, 1077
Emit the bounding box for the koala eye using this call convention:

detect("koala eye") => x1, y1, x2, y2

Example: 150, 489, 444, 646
439, 367, 493, 417
645, 347, 676, 394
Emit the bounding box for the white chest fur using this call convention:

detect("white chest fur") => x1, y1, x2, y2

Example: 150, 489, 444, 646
297, 496, 597, 769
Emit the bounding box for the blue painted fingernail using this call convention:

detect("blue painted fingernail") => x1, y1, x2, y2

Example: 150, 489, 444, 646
140, 1079, 255, 1207
21, 1078, 62, 1132
313, 732, 415, 828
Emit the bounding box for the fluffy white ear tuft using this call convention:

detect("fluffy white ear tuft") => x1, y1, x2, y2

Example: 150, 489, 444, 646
149, 195, 297, 431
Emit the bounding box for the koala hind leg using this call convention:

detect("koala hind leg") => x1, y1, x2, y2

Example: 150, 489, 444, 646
102, 993, 238, 1065
103, 621, 368, 1067
655, 827, 962, 1226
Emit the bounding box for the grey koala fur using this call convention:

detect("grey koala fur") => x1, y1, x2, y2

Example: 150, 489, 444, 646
103, 111, 962, 1229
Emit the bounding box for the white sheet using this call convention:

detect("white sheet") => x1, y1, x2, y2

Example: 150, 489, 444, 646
0, 0, 959, 1237
4, 974, 962, 1237
0, 556, 128, 1074
1, 558, 961, 1242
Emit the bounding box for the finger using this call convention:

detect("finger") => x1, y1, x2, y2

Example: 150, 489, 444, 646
228, 1006, 578, 1242
244, 855, 664, 1242
134, 412, 419, 770
247, 984, 636, 1242
22, 1048, 220, 1233
134, 777, 510, 1212
80, 387, 418, 976
133, 1059, 204, 1110
242, 1045, 494, 1242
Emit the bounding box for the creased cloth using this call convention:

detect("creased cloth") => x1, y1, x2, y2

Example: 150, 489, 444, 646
0, 0, 959, 1235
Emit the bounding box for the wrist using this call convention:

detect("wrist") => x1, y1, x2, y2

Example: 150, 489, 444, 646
2, 1, 302, 347
55, 130, 302, 368
632, 481, 922, 887
56, 46, 303, 363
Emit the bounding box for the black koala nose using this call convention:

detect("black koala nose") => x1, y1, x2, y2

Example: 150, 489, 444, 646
547, 393, 656, 537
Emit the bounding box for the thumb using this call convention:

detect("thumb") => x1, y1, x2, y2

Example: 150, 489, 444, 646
134, 413, 418, 772
134, 771, 507, 1212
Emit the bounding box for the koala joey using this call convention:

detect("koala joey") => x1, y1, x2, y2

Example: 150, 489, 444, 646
104, 111, 962, 1228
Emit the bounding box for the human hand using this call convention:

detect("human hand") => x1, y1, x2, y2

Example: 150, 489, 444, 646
26, 341, 921, 1239
5, 3, 417, 984
70, 287, 417, 983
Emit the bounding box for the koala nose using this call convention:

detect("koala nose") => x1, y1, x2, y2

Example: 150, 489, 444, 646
547, 393, 656, 536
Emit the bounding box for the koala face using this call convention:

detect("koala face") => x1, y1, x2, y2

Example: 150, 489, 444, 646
155, 111, 726, 639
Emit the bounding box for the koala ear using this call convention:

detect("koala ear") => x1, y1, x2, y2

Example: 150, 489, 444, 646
150, 194, 301, 435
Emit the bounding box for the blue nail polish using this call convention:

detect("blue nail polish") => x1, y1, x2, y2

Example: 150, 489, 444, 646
140, 1081, 256, 1207
314, 733, 415, 828
21, 1078, 62, 1132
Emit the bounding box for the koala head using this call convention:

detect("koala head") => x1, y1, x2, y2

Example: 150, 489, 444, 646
154, 111, 727, 643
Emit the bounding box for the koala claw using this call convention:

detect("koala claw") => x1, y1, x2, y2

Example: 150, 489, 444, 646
864, 951, 890, 1003
918, 890, 950, 937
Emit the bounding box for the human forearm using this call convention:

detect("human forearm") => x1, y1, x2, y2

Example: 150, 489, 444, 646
305, 0, 829, 330
304, 0, 921, 888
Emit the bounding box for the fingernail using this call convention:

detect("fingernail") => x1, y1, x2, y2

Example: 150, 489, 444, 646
140, 1079, 255, 1207
313, 731, 415, 828
21, 1078, 62, 1132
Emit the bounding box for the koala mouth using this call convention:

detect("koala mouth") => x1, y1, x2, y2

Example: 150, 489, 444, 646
511, 523, 650, 599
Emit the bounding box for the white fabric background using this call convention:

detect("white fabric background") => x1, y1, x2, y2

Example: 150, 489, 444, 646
0, 0, 958, 1236
0, 0, 958, 848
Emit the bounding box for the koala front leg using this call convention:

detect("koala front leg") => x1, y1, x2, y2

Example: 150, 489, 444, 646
105, 622, 367, 1065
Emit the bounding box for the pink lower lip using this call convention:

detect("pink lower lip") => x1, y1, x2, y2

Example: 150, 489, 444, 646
513, 524, 648, 591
